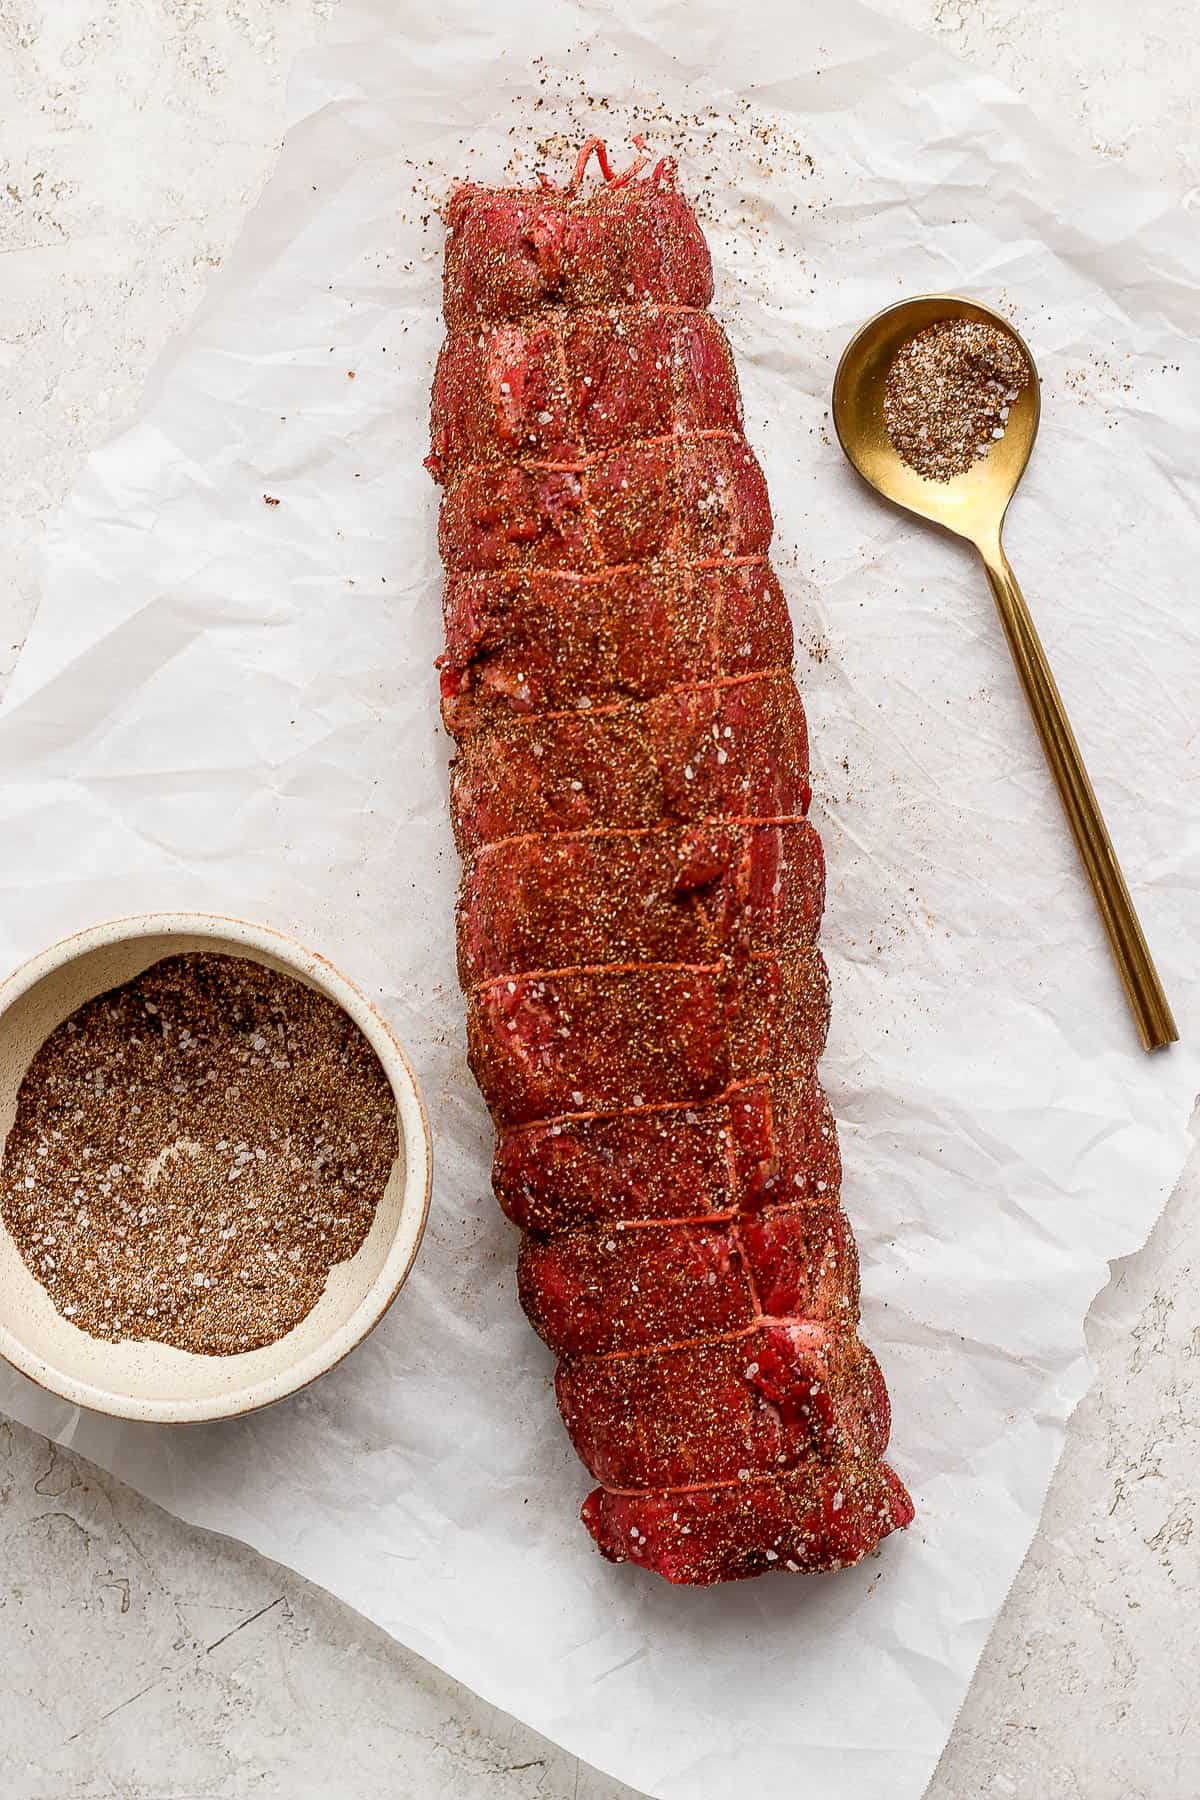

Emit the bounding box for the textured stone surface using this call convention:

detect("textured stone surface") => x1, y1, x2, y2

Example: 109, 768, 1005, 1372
1, 2, 1197, 1796
0, 1416, 635, 1799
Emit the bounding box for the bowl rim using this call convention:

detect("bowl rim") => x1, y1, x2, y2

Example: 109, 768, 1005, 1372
0, 911, 433, 1424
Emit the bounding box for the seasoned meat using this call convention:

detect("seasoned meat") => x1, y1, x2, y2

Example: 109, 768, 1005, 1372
429, 138, 912, 1584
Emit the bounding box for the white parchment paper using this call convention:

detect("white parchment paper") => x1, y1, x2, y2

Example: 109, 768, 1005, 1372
2, 3, 1198, 1796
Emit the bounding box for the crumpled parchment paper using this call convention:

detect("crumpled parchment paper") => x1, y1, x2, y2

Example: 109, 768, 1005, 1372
2, 3, 1198, 1797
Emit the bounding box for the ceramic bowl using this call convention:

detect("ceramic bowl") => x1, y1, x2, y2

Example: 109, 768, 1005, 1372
0, 913, 431, 1423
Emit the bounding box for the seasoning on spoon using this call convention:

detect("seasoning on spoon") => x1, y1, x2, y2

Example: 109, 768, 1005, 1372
884, 317, 1031, 481
0, 952, 397, 1355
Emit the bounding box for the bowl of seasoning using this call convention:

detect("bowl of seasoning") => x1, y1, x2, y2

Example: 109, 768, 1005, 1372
0, 913, 431, 1422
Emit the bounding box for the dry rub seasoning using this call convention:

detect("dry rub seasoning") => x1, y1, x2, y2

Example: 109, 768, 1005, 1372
0, 952, 397, 1355
884, 318, 1031, 481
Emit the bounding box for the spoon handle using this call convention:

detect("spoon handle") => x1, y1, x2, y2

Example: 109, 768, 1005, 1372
978, 542, 1177, 1051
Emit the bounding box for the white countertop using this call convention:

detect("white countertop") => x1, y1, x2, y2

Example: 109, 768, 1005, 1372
2, 3, 1196, 1795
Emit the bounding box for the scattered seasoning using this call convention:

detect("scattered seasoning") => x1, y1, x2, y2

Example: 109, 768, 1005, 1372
883, 318, 1031, 481
0, 953, 397, 1356
398, 69, 828, 293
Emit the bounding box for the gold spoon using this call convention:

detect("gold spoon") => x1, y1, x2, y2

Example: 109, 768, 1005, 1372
832, 294, 1177, 1052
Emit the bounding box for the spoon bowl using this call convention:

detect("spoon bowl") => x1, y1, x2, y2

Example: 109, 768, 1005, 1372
832, 294, 1039, 549
832, 295, 1176, 1053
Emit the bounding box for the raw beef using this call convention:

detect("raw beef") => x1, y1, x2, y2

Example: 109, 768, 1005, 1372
429, 138, 913, 1584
